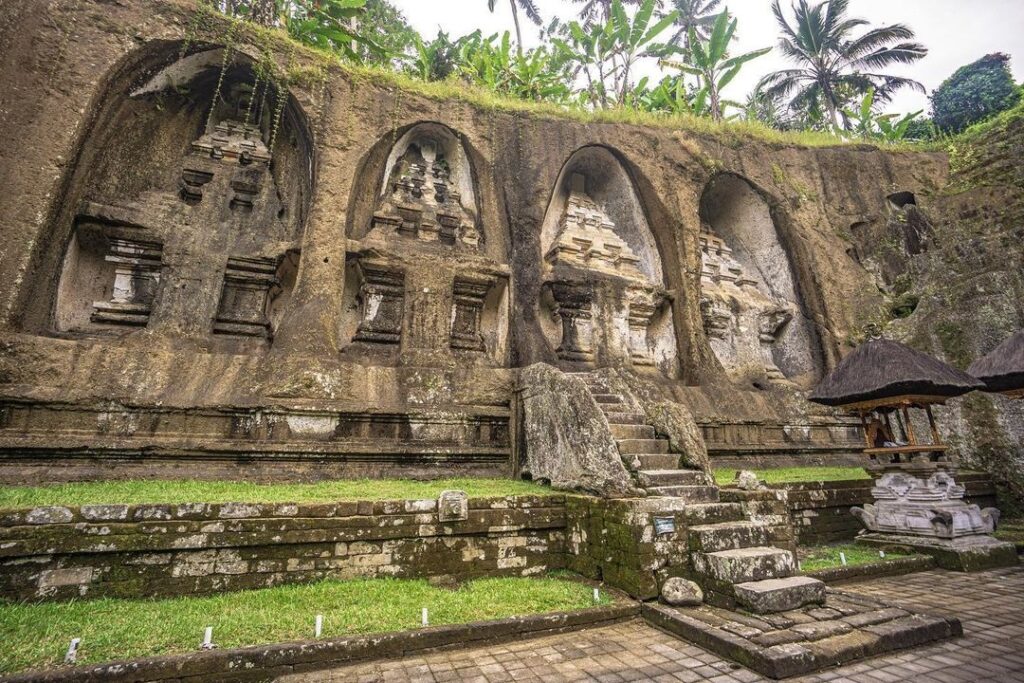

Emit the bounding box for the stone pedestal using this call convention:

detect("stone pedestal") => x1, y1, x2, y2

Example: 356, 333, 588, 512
852, 470, 1017, 571
549, 282, 594, 363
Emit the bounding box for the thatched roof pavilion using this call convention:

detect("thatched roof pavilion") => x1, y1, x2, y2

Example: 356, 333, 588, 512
968, 330, 1024, 397
809, 338, 983, 408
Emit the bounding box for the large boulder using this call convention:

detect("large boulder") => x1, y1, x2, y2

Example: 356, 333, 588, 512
517, 364, 638, 497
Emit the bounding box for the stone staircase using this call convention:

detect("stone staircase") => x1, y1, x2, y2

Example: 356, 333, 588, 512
577, 371, 826, 614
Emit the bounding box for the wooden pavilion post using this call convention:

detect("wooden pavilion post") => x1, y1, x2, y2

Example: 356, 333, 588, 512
925, 405, 941, 445
901, 405, 916, 445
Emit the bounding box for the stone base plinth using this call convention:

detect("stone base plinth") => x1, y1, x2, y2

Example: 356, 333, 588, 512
643, 588, 962, 679
856, 533, 1019, 572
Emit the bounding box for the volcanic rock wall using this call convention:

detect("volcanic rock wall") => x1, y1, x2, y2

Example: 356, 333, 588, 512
0, 0, 998, 485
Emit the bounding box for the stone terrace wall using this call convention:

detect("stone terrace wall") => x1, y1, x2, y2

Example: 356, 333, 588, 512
779, 474, 998, 546
0, 495, 565, 602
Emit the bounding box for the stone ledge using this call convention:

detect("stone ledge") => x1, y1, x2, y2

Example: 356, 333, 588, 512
0, 602, 639, 683
805, 554, 935, 584
856, 533, 1019, 572
642, 588, 961, 679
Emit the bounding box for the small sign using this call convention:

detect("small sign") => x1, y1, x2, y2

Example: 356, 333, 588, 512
653, 516, 676, 536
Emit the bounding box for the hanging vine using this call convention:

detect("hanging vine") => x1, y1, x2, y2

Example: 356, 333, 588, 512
268, 43, 297, 153
204, 17, 239, 134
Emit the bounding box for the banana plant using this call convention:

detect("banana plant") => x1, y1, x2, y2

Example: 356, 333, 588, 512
608, 0, 679, 105
840, 87, 922, 141
661, 9, 769, 120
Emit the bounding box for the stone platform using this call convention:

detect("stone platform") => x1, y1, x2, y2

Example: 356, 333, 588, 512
642, 587, 962, 679
856, 531, 1018, 572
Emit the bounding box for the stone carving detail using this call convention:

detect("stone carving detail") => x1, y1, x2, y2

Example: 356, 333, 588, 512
450, 277, 490, 351
626, 288, 663, 366
699, 227, 796, 381
213, 256, 280, 337
372, 139, 479, 247
190, 120, 271, 166
354, 263, 405, 344
91, 238, 163, 326
549, 282, 594, 362
851, 471, 1000, 539
546, 174, 643, 278
437, 489, 469, 522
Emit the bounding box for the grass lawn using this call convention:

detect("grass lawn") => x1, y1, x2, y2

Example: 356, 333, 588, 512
0, 478, 553, 509
713, 467, 870, 486
0, 575, 609, 675
797, 543, 909, 572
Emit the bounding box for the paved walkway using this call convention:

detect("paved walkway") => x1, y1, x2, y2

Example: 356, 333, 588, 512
280, 566, 1024, 682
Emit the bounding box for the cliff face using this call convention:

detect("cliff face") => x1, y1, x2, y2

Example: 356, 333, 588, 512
876, 106, 1024, 509
0, 0, 1015, 487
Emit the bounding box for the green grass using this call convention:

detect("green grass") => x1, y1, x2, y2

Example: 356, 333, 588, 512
0, 576, 608, 675
0, 478, 552, 509
714, 467, 870, 486
797, 543, 909, 572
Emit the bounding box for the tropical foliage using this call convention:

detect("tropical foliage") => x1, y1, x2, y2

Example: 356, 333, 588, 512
757, 0, 927, 128
208, 0, 993, 146
931, 53, 1022, 134
661, 10, 769, 121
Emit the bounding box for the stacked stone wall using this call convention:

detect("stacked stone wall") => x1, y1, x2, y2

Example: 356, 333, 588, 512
0, 495, 565, 602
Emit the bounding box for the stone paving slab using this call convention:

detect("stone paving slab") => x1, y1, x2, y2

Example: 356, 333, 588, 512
278, 566, 1024, 682
642, 588, 960, 678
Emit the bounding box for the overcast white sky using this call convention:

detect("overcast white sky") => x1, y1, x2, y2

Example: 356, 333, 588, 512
389, 0, 1024, 115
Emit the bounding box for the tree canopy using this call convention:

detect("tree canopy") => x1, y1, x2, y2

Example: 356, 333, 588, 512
931, 53, 1022, 134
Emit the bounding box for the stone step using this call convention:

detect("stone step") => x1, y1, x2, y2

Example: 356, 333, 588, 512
591, 393, 623, 404
681, 503, 746, 525
636, 469, 707, 487
687, 521, 772, 553
609, 424, 656, 440
617, 438, 669, 455
692, 546, 796, 584
603, 411, 646, 425
733, 576, 826, 614
647, 485, 719, 503
632, 454, 680, 470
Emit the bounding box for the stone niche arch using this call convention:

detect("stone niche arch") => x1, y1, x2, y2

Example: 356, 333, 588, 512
342, 122, 509, 367
27, 41, 314, 346
538, 145, 678, 377
698, 173, 822, 387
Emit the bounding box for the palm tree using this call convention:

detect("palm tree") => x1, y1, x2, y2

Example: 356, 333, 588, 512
758, 0, 927, 128
487, 0, 543, 57
571, 0, 646, 25
665, 0, 722, 56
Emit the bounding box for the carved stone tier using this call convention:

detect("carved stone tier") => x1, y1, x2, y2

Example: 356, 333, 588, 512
372, 139, 479, 248
546, 174, 643, 279
450, 277, 491, 352
90, 238, 163, 326
353, 263, 405, 345
549, 281, 594, 363
190, 120, 271, 166
213, 256, 280, 337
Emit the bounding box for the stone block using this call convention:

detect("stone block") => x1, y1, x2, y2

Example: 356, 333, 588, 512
660, 577, 703, 606
38, 567, 93, 588
734, 576, 826, 614
26, 507, 73, 525
81, 504, 129, 521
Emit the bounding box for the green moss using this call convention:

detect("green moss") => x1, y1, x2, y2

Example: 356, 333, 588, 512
714, 467, 869, 486
934, 321, 972, 369
0, 576, 608, 675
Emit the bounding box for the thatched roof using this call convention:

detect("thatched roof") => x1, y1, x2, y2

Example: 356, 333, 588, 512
809, 338, 983, 407
968, 330, 1024, 393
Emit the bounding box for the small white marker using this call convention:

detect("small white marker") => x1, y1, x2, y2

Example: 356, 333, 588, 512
422, 607, 429, 627
879, 550, 886, 558
315, 614, 323, 639
201, 626, 216, 650
593, 587, 600, 603
64, 638, 81, 664
839, 551, 848, 566
797, 560, 801, 571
